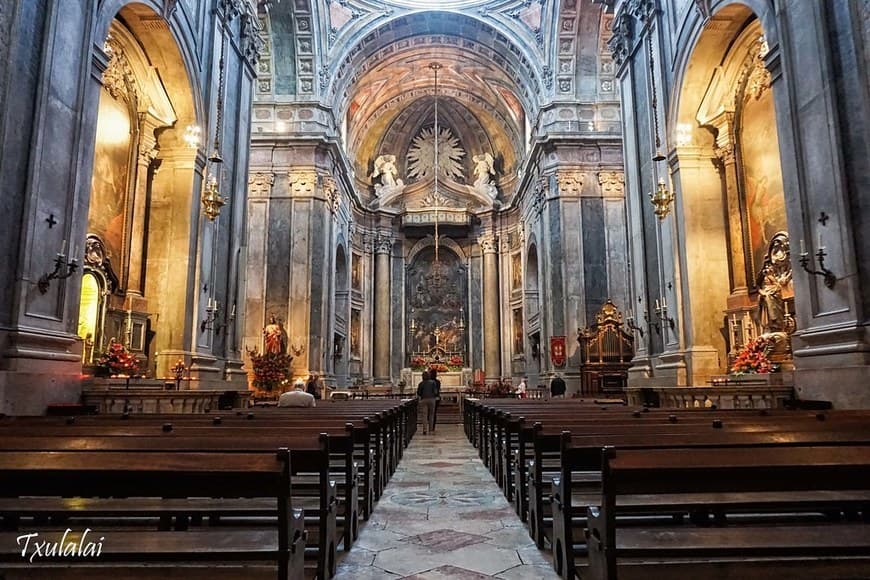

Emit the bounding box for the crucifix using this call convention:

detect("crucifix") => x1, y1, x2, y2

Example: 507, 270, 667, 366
45, 214, 57, 229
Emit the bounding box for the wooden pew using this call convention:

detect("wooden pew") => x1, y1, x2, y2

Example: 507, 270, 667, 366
0, 429, 343, 577
0, 450, 305, 579
584, 445, 870, 580
552, 430, 870, 579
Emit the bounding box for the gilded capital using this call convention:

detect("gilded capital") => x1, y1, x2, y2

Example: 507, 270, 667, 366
556, 170, 586, 196
288, 170, 317, 196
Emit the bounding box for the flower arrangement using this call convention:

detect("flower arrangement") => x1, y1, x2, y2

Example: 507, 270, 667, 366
428, 363, 448, 373
247, 348, 294, 392
731, 335, 778, 374
410, 356, 427, 370
98, 341, 140, 377
448, 355, 464, 370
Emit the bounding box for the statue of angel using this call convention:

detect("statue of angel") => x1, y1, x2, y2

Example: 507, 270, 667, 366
370, 155, 404, 193
473, 152, 495, 188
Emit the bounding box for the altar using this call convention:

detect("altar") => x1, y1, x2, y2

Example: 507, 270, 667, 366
405, 370, 471, 393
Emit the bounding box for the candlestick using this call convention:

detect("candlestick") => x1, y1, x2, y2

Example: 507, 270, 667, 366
655, 299, 660, 310
818, 231, 823, 250
60, 239, 67, 256
800, 238, 806, 254
230, 303, 236, 317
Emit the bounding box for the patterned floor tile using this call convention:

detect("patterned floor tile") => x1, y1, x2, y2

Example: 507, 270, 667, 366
400, 528, 490, 552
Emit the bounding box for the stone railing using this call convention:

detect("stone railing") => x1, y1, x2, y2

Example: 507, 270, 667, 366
83, 387, 252, 414
625, 384, 795, 409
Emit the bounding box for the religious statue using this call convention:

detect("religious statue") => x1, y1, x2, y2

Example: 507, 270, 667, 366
370, 154, 404, 196
263, 315, 287, 355
472, 152, 497, 198
755, 232, 793, 334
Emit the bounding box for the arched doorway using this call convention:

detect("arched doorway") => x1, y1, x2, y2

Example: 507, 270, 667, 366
672, 3, 794, 381
83, 3, 199, 376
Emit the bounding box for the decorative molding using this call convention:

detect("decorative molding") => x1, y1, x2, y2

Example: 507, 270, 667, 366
248, 172, 275, 197
598, 171, 625, 195
102, 39, 137, 103
240, 9, 265, 68
322, 175, 341, 214
607, 10, 632, 68
627, 0, 657, 24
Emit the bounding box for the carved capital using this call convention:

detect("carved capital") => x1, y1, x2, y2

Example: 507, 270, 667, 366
248, 172, 275, 197
555, 170, 586, 196
478, 235, 498, 254
598, 171, 625, 195
102, 39, 137, 103
288, 170, 317, 197
374, 235, 394, 255
628, 0, 657, 23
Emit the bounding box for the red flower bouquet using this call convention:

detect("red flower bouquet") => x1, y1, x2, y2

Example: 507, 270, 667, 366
247, 348, 294, 391
98, 341, 140, 377
731, 335, 777, 374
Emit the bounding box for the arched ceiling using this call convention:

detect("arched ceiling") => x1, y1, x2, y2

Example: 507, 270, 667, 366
331, 11, 538, 198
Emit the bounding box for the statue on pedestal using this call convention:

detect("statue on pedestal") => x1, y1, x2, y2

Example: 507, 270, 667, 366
756, 232, 793, 334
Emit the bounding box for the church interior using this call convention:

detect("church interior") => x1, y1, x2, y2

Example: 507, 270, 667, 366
0, 0, 868, 578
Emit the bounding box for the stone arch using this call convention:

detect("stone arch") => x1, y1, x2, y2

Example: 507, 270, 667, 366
407, 236, 468, 265
85, 2, 200, 378
668, 0, 793, 381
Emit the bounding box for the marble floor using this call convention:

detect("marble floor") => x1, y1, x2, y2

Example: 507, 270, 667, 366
334, 423, 559, 580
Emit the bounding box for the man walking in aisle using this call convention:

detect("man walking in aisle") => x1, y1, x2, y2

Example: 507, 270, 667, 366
417, 371, 439, 435
550, 373, 566, 399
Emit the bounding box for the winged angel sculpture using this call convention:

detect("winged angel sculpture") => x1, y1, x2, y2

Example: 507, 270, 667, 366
472, 152, 497, 198
370, 154, 404, 196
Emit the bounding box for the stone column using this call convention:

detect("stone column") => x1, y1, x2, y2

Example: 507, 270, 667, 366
126, 114, 161, 297
480, 235, 501, 379
373, 235, 392, 383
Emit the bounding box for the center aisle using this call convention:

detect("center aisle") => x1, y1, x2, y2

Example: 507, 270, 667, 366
334, 423, 559, 579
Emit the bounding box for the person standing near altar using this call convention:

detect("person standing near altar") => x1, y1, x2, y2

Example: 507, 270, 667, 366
417, 371, 439, 435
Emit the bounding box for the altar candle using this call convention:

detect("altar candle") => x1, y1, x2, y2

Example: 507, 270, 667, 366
818, 231, 823, 250
655, 299, 660, 310
231, 303, 236, 317
800, 238, 806, 254
60, 239, 66, 256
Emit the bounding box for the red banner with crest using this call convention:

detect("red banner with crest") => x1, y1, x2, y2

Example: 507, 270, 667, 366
550, 336, 566, 367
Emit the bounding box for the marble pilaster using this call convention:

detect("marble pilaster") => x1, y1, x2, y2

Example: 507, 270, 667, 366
480, 235, 501, 380
373, 235, 393, 383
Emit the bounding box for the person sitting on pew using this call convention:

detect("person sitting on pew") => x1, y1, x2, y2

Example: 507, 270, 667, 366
279, 379, 317, 408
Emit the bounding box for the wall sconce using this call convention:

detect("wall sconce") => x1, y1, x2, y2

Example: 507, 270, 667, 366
457, 307, 465, 331
799, 239, 837, 289
200, 298, 220, 333
183, 125, 201, 149
654, 299, 676, 331
625, 311, 645, 338
649, 178, 674, 220
38, 242, 79, 294
201, 174, 226, 221
643, 308, 660, 335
